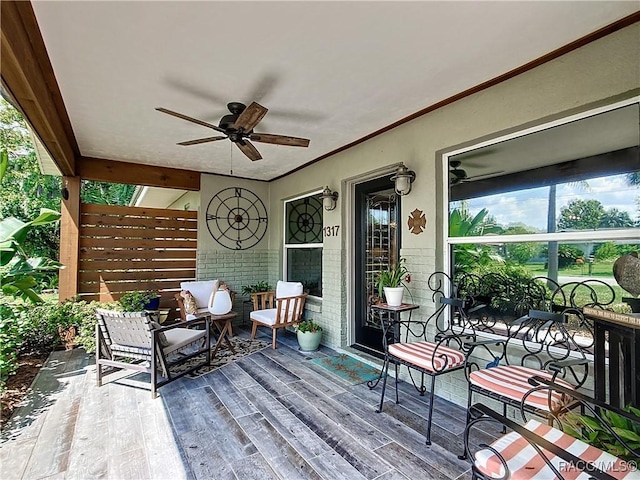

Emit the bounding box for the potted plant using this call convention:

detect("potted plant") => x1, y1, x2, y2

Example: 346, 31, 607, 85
295, 319, 323, 351
119, 290, 160, 311
375, 257, 411, 306
241, 281, 273, 297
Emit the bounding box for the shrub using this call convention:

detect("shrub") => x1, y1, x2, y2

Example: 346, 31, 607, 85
0, 303, 31, 386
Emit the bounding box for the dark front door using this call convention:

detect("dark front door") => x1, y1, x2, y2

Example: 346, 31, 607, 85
354, 177, 400, 355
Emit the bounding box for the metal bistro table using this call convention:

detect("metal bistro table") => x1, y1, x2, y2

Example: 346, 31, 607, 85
367, 302, 420, 389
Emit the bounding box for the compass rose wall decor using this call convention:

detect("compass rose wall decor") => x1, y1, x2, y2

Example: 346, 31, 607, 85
206, 187, 268, 250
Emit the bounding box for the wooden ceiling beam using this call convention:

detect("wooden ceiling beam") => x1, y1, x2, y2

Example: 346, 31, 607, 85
1, 1, 78, 175
78, 156, 200, 191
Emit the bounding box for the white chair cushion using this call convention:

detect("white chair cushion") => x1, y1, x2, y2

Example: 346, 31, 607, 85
250, 308, 278, 326
163, 328, 206, 355
181, 280, 218, 310
276, 281, 303, 298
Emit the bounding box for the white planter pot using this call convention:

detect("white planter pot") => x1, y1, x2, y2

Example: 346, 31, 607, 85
297, 330, 322, 351
383, 287, 404, 306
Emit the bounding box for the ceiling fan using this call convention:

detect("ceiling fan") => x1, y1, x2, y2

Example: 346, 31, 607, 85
449, 160, 504, 185
449, 160, 468, 185
156, 101, 310, 161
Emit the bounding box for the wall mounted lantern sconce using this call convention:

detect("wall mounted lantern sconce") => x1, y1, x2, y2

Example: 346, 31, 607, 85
390, 164, 416, 196
320, 186, 339, 211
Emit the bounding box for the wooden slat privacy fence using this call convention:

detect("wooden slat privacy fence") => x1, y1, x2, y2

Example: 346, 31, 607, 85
78, 203, 197, 309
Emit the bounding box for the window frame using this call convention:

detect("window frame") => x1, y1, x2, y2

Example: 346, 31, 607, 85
442, 97, 639, 275
283, 189, 324, 299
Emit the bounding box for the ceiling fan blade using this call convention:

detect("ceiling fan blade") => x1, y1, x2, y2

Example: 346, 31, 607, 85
177, 136, 227, 146
156, 107, 226, 133
236, 140, 262, 161
250, 133, 310, 147
234, 102, 268, 132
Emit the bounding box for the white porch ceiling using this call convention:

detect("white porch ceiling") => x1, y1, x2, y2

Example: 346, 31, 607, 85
30, 1, 639, 181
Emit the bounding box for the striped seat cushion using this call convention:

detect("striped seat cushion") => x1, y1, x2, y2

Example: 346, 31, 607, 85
475, 419, 637, 479
388, 341, 465, 372
469, 365, 575, 411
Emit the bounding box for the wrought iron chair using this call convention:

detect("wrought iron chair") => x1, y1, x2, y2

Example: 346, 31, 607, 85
463, 376, 640, 480
458, 274, 600, 436
249, 281, 307, 349
95, 308, 211, 397
462, 306, 591, 454
374, 272, 476, 445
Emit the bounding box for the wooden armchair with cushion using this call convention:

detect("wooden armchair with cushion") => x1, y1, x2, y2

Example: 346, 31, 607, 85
174, 279, 236, 328
95, 308, 210, 397
250, 290, 276, 311
250, 281, 307, 349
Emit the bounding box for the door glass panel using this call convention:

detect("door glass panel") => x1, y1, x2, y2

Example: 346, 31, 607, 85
365, 190, 398, 329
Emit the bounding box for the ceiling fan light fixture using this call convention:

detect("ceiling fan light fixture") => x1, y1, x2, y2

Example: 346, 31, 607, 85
390, 164, 416, 196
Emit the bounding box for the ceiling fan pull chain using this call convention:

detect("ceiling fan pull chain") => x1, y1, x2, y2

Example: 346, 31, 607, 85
229, 141, 233, 175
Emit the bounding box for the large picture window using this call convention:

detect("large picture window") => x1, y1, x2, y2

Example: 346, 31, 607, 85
445, 100, 639, 316
284, 192, 323, 297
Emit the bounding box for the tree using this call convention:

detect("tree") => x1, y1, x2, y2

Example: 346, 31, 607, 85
0, 98, 62, 263
598, 208, 633, 228
449, 204, 503, 269
81, 180, 135, 205
0, 98, 135, 268
625, 171, 640, 226
557, 199, 605, 230
503, 225, 540, 264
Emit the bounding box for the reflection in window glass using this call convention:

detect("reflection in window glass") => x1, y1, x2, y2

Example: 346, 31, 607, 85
450, 174, 638, 236
286, 248, 323, 297
449, 172, 639, 313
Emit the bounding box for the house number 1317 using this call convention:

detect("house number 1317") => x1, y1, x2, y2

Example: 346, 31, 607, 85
323, 225, 339, 237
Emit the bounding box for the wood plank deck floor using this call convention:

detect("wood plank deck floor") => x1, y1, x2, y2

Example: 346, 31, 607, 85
1, 327, 491, 480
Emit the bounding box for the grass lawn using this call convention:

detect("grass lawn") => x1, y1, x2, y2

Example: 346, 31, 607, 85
522, 263, 631, 311
525, 260, 616, 278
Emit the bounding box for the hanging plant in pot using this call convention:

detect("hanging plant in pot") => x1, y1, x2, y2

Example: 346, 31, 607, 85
375, 257, 411, 307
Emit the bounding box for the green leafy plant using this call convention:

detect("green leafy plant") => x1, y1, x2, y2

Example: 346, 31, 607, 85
241, 281, 273, 296
375, 257, 411, 299
563, 405, 640, 461
295, 319, 322, 334
119, 290, 159, 311
1, 209, 62, 303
